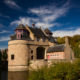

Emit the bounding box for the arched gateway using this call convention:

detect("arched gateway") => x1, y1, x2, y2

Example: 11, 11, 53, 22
36, 47, 45, 59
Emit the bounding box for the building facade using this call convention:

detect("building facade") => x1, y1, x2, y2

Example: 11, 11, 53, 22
8, 24, 56, 71
47, 37, 74, 60
8, 24, 74, 71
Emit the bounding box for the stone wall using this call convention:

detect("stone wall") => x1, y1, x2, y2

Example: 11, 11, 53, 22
8, 39, 49, 71
8, 40, 28, 71
29, 60, 47, 70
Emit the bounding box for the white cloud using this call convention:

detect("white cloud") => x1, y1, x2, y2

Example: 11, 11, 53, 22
42, 7, 68, 23
0, 24, 6, 27
29, 0, 69, 23
10, 17, 32, 25
36, 22, 61, 28
53, 28, 80, 37
0, 13, 10, 18
36, 22, 54, 28
4, 0, 21, 10
29, 6, 53, 15
0, 46, 8, 49
10, 17, 61, 28
0, 36, 10, 42
10, 0, 70, 28
0, 30, 10, 34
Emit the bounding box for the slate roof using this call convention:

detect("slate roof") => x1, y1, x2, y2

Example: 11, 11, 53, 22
29, 27, 46, 38
15, 24, 26, 30
44, 28, 52, 34
47, 44, 65, 53
47, 36, 57, 43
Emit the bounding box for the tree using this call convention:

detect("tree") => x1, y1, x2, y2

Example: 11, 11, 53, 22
0, 50, 2, 64
2, 50, 7, 61
57, 35, 80, 58
0, 50, 2, 71
57, 37, 65, 44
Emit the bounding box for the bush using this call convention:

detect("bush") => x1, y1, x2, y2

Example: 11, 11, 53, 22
28, 60, 80, 80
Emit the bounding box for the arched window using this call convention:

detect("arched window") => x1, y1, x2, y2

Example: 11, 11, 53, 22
36, 47, 45, 59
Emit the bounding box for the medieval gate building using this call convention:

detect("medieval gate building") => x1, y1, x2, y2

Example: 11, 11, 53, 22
8, 24, 74, 71
8, 24, 55, 71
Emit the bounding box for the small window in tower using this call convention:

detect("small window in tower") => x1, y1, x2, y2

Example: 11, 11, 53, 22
31, 56, 33, 60
31, 50, 33, 54
11, 54, 14, 60
21, 34, 22, 38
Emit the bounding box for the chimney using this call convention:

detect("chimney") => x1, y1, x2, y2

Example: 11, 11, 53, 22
65, 36, 69, 46
64, 36, 74, 60
40, 26, 42, 29
32, 23, 35, 28
26, 24, 29, 28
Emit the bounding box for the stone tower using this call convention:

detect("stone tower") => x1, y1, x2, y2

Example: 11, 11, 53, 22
8, 24, 29, 71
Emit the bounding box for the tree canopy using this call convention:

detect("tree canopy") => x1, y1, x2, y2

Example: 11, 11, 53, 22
57, 35, 80, 58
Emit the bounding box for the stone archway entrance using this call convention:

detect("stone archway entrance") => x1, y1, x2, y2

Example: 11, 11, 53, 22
36, 47, 45, 59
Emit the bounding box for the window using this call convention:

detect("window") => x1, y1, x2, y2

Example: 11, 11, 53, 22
31, 50, 33, 53
17, 34, 20, 39
11, 54, 14, 60
21, 34, 23, 38
31, 56, 33, 60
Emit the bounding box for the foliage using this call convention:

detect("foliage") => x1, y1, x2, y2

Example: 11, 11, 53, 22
2, 50, 7, 61
57, 35, 80, 58
0, 50, 2, 64
0, 50, 2, 70
57, 37, 65, 44
28, 60, 80, 80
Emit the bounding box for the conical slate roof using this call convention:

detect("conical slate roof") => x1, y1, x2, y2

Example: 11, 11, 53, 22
15, 24, 26, 30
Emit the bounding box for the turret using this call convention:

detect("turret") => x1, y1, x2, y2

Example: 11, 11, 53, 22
15, 24, 28, 40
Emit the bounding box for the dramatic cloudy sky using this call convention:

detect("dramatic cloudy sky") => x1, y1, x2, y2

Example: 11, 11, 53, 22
0, 0, 80, 49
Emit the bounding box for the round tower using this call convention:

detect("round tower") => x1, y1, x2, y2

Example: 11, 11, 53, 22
8, 24, 29, 71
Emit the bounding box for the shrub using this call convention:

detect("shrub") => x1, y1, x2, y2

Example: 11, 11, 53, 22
29, 60, 80, 80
